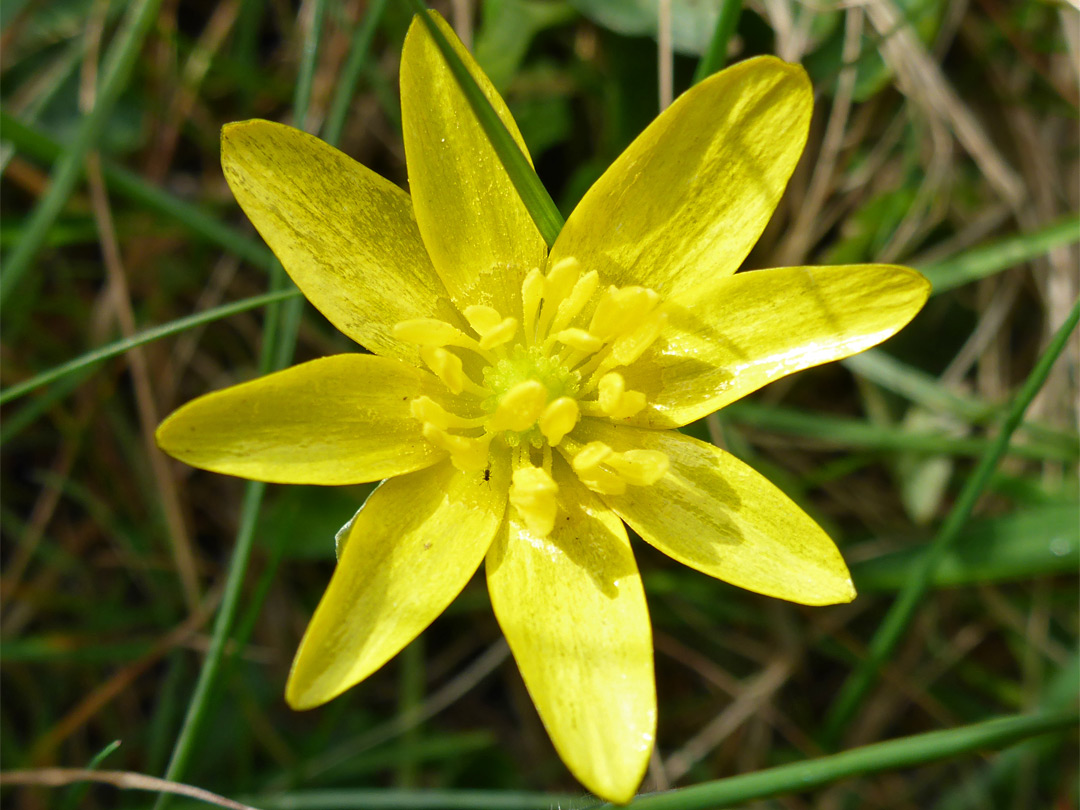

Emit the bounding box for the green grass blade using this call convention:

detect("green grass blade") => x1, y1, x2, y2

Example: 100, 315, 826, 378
822, 297, 1080, 746
692, 0, 742, 83
841, 350, 1076, 447
0, 109, 276, 272
322, 0, 388, 148
405, 2, 564, 247
919, 214, 1079, 294
0, 289, 301, 406
0, 0, 164, 307
605, 712, 1076, 809
724, 401, 1076, 462
851, 504, 1080, 590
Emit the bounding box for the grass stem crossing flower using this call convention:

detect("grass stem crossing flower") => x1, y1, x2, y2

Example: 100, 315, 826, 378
157, 12, 929, 803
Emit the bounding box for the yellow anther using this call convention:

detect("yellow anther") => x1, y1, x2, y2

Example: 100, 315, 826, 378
538, 397, 579, 446
544, 257, 580, 304
598, 372, 625, 411
393, 318, 465, 347
419, 346, 465, 395
509, 466, 559, 537
589, 286, 660, 340
422, 423, 490, 472
550, 270, 600, 334
576, 466, 626, 495
462, 305, 518, 349
521, 268, 544, 343
463, 305, 504, 334
555, 328, 602, 353
478, 317, 517, 349
409, 396, 477, 430
571, 441, 613, 473
489, 380, 548, 432
598, 372, 647, 419
607, 449, 669, 486
612, 309, 667, 366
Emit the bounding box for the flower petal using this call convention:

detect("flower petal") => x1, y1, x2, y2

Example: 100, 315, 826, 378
551, 56, 810, 304
487, 459, 655, 804
156, 354, 453, 484
287, 456, 508, 709
222, 119, 457, 363
576, 420, 855, 605
400, 12, 547, 317
621, 264, 931, 428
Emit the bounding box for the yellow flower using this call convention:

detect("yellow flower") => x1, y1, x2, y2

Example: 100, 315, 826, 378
157, 13, 928, 804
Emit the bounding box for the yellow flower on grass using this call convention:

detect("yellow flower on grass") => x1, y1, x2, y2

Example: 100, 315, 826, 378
157, 13, 929, 804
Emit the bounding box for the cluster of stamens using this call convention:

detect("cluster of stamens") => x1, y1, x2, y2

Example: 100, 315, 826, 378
392, 257, 670, 537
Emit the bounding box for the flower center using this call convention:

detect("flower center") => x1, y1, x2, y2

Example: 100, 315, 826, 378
392, 256, 670, 536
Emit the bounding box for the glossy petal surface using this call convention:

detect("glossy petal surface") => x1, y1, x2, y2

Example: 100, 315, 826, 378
552, 56, 810, 305
287, 456, 508, 709
400, 13, 547, 318
222, 119, 457, 363
577, 421, 855, 605
621, 264, 932, 428
487, 461, 654, 804
156, 355, 452, 484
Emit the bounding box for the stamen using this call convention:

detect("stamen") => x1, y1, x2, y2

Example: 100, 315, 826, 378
588, 286, 660, 340
606, 449, 669, 486
597, 372, 646, 419
489, 380, 548, 432
394, 318, 495, 363
611, 309, 667, 366
549, 270, 599, 335
393, 318, 468, 347
422, 423, 491, 472
544, 257, 580, 303
521, 268, 544, 346
509, 465, 559, 537
554, 328, 602, 354
566, 439, 668, 494
463, 305, 518, 349
571, 441, 613, 472
419, 346, 487, 397
410, 397, 484, 430
538, 397, 579, 446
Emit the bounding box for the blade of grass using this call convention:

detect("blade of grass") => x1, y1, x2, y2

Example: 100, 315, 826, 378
0, 289, 301, 406
723, 401, 1076, 462
0, 0, 164, 307
0, 109, 277, 272
822, 297, 1080, 746
918, 214, 1079, 294
841, 350, 1076, 447
692, 0, 741, 83
59, 739, 122, 810
602, 711, 1077, 809
322, 0, 388, 148
404, 2, 564, 247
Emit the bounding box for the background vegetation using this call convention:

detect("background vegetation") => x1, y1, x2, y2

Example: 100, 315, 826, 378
1, 0, 1077, 808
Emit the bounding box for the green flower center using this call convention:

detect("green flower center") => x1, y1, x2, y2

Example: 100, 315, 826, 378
481, 345, 580, 447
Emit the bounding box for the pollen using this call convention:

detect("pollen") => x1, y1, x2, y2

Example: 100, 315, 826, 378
393, 255, 671, 536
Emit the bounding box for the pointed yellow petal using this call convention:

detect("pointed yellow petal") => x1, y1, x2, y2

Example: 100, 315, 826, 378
487, 460, 655, 804
221, 120, 456, 363
622, 264, 931, 428
551, 56, 810, 304
287, 456, 508, 709
400, 12, 547, 317
156, 355, 453, 484
577, 420, 855, 605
